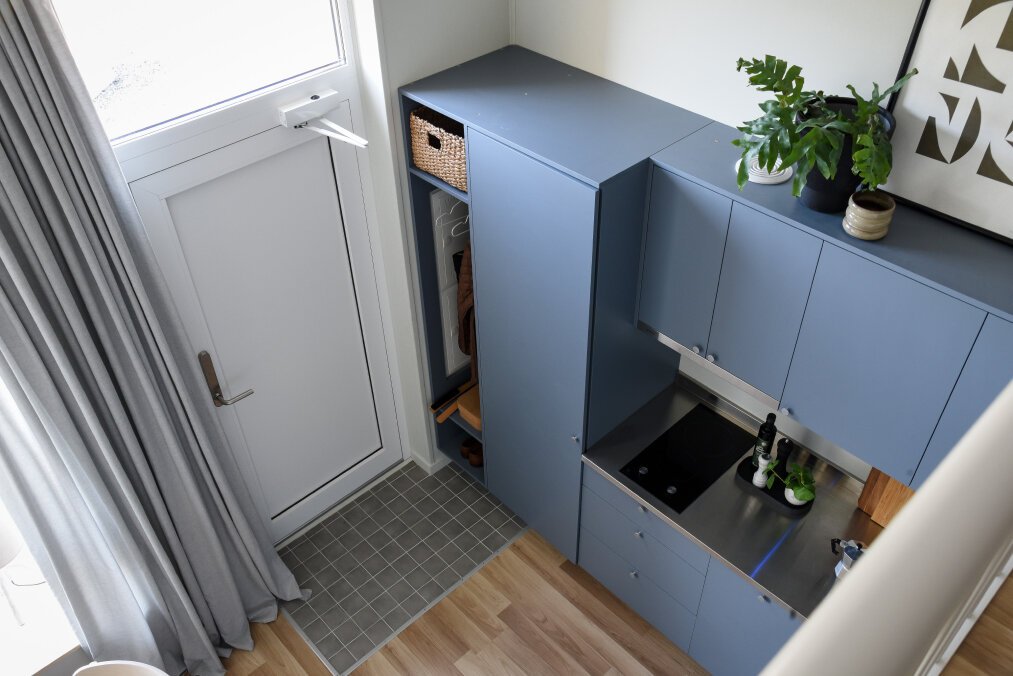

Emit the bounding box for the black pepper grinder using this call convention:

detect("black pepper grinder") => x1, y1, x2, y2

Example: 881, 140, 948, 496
775, 437, 795, 466
751, 413, 777, 467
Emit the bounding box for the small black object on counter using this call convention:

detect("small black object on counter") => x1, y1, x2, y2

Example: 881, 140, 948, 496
734, 455, 813, 518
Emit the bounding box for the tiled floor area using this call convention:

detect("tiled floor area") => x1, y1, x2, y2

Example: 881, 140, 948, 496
278, 460, 525, 673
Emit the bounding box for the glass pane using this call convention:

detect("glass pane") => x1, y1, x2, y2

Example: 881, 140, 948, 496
52, 0, 342, 139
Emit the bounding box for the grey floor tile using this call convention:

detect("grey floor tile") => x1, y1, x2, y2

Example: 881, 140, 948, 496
400, 507, 425, 527
499, 520, 523, 539
383, 606, 411, 630
381, 518, 410, 539
359, 493, 384, 513
291, 539, 318, 561
429, 484, 454, 504
394, 530, 422, 552
387, 578, 414, 604
343, 565, 371, 589
441, 519, 467, 540
400, 592, 428, 617
373, 482, 398, 504
466, 542, 492, 565
280, 550, 301, 568
443, 475, 470, 494
417, 578, 444, 603
339, 591, 369, 616
415, 495, 440, 516
443, 496, 468, 515
362, 553, 387, 577
334, 618, 361, 645
320, 540, 347, 562
333, 552, 359, 576
437, 542, 465, 565
365, 529, 392, 551
378, 541, 405, 564
454, 507, 481, 529
404, 566, 431, 590
483, 531, 508, 552
307, 590, 337, 614
484, 508, 512, 529
290, 603, 317, 627
371, 591, 398, 617
328, 648, 356, 674
410, 517, 439, 540
406, 541, 435, 565
434, 566, 462, 591
314, 564, 343, 590
374, 565, 402, 589
420, 553, 447, 577
324, 513, 351, 534
453, 531, 479, 553
302, 551, 329, 573
389, 553, 418, 577
358, 577, 384, 603
386, 494, 411, 513
371, 505, 396, 526
291, 563, 312, 585
450, 555, 475, 577
315, 631, 343, 659
424, 529, 451, 552
346, 632, 376, 661
402, 483, 427, 504
304, 618, 330, 643
353, 605, 380, 632
404, 463, 429, 483
327, 576, 356, 603
354, 517, 382, 537
417, 475, 442, 494
342, 503, 370, 525
364, 618, 393, 646
336, 530, 364, 550
433, 465, 456, 482
457, 485, 484, 506
469, 519, 494, 541
320, 603, 350, 631
308, 528, 336, 550
348, 539, 376, 562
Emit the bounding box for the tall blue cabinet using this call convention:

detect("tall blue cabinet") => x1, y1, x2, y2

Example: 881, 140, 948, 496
400, 47, 710, 559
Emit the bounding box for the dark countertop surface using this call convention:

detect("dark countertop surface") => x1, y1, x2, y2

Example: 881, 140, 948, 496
584, 379, 883, 618
652, 123, 1013, 323
400, 46, 711, 187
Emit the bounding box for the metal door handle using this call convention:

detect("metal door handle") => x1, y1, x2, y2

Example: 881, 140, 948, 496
198, 350, 254, 407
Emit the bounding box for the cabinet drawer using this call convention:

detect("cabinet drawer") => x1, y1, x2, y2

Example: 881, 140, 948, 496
579, 528, 696, 651
583, 467, 710, 573
689, 557, 801, 676
581, 484, 705, 612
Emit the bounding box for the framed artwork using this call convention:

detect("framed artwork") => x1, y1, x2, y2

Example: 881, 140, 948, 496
887, 0, 1013, 243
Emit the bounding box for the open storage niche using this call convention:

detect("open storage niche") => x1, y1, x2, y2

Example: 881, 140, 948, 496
407, 103, 468, 196
402, 96, 484, 482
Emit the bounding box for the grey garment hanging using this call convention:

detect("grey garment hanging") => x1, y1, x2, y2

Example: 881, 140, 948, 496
0, 2, 302, 674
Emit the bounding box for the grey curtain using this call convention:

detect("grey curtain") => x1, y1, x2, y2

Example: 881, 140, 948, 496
0, 2, 302, 674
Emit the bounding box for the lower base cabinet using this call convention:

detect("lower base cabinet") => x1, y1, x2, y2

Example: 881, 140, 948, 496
689, 558, 802, 675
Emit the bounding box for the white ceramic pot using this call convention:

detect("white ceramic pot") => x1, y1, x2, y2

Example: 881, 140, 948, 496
842, 191, 895, 241
784, 486, 810, 506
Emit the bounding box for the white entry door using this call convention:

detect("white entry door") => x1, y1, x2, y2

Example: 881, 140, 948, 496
52, 0, 404, 540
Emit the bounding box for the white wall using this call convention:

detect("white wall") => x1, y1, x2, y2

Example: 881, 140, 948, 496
349, 0, 509, 470
512, 0, 923, 128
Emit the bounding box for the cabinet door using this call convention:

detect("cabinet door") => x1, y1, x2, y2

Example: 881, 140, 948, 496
639, 169, 731, 351
912, 314, 1013, 488
468, 130, 597, 561
690, 559, 800, 676
780, 245, 985, 482
707, 204, 821, 399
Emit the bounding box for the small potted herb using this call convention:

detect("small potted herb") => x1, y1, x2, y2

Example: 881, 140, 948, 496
733, 55, 916, 236
763, 460, 816, 506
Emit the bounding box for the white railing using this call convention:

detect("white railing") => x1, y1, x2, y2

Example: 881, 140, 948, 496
764, 380, 1013, 675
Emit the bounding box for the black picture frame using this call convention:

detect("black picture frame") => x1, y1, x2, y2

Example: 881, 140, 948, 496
886, 0, 1013, 247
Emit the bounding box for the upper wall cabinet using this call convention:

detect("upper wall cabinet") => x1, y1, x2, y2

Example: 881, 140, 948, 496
707, 203, 821, 400
912, 314, 1013, 488
638, 170, 821, 401
780, 245, 985, 483
639, 169, 730, 352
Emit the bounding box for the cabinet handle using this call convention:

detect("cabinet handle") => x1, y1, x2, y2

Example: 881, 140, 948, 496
692, 345, 702, 355
637, 505, 647, 514
779, 407, 792, 417
629, 570, 639, 579
706, 354, 716, 363
570, 435, 580, 444
758, 594, 771, 604
633, 530, 644, 538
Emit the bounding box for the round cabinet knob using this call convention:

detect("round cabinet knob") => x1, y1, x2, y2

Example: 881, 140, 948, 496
629, 570, 639, 579
706, 354, 716, 363
570, 435, 580, 444
637, 505, 647, 514
779, 407, 792, 416
692, 345, 702, 355
633, 530, 644, 539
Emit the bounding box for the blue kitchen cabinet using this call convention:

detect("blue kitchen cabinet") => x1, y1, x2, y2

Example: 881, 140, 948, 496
706, 203, 822, 400
780, 245, 985, 483
689, 558, 801, 676
639, 169, 731, 351
467, 130, 598, 561
912, 314, 1013, 488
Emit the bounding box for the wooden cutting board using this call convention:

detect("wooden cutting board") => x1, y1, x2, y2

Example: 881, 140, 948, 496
457, 386, 482, 431
858, 467, 915, 527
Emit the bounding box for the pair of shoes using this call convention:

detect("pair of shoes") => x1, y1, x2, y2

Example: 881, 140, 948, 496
460, 438, 484, 467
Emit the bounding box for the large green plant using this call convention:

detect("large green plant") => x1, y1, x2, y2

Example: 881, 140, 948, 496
732, 56, 916, 195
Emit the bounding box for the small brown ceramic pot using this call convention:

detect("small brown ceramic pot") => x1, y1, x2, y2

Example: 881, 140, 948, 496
842, 191, 895, 241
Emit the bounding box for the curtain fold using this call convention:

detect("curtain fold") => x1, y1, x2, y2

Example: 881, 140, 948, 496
0, 2, 302, 674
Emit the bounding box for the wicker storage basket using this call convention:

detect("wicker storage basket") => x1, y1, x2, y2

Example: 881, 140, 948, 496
410, 108, 467, 192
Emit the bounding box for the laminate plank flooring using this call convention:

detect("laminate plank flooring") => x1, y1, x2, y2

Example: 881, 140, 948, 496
943, 576, 1013, 676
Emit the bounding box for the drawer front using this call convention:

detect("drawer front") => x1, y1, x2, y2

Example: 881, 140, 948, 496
581, 485, 705, 613
579, 528, 696, 651
583, 466, 710, 573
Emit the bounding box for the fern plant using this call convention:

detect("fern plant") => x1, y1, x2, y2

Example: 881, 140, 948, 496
733, 56, 916, 196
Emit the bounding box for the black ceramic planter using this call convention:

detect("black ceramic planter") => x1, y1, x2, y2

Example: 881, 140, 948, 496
798, 97, 896, 214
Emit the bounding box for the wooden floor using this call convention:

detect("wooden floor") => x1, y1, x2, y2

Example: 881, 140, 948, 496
223, 533, 1012, 675
353, 531, 704, 675
944, 577, 1013, 676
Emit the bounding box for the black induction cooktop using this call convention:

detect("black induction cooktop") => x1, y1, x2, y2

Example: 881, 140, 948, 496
620, 404, 755, 513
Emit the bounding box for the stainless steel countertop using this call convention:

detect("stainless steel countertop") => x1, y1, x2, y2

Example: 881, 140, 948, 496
583, 379, 883, 618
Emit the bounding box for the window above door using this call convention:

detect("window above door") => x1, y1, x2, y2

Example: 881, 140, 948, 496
52, 0, 344, 140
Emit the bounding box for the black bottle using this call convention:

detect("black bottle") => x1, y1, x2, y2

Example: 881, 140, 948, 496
751, 413, 777, 467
